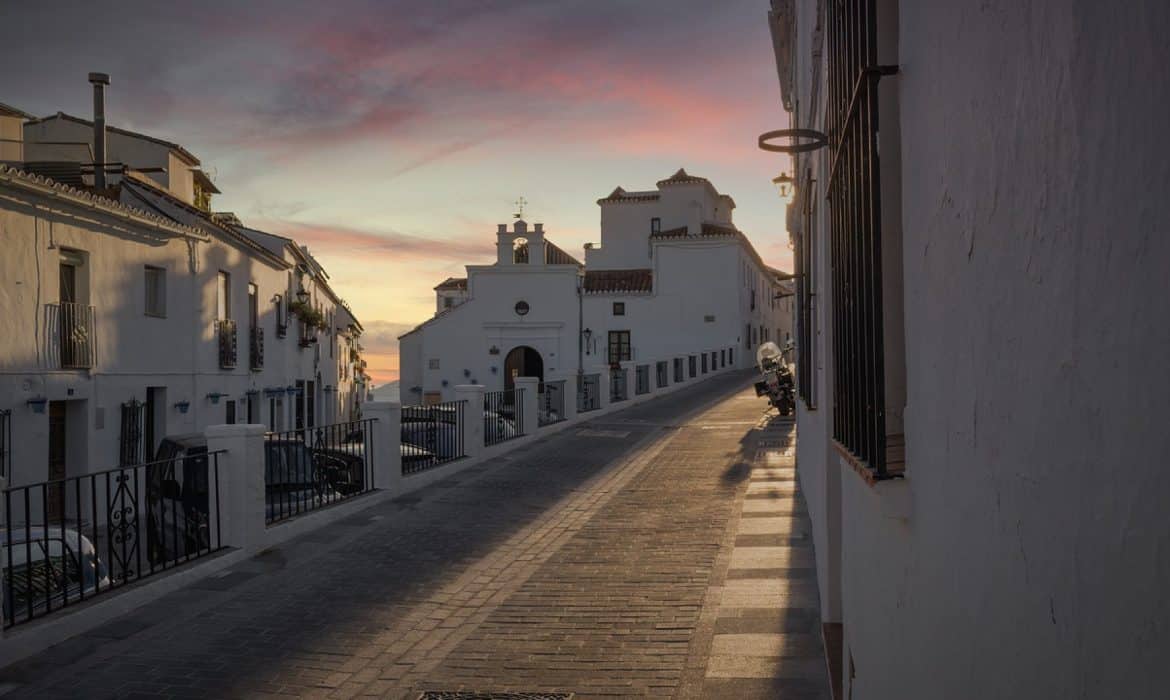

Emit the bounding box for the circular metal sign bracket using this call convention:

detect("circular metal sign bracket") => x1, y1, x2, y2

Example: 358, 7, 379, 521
758, 128, 829, 154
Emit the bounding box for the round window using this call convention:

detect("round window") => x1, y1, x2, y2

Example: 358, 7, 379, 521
514, 300, 530, 316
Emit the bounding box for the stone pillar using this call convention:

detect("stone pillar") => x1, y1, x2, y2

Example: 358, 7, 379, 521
513, 377, 540, 435
597, 367, 611, 411
205, 423, 267, 552
455, 384, 485, 459
622, 360, 637, 401
362, 401, 401, 492
559, 374, 578, 422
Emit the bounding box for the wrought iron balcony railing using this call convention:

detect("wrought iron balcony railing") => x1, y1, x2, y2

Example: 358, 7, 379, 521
218, 319, 238, 369
48, 302, 95, 369
250, 326, 264, 371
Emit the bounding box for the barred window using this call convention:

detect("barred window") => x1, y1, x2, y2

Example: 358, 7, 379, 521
824, 0, 904, 478
144, 266, 166, 317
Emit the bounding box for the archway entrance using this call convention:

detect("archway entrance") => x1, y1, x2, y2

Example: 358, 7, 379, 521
503, 345, 544, 391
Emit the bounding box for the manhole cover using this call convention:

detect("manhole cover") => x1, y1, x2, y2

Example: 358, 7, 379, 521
418, 694, 573, 700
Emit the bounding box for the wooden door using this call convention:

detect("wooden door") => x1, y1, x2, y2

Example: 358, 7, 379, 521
47, 401, 67, 522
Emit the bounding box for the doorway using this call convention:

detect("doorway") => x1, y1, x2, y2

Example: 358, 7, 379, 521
503, 346, 543, 391
145, 387, 166, 460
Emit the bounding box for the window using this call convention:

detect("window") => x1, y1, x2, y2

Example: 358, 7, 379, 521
274, 294, 287, 338
745, 323, 752, 349
701, 353, 708, 374
688, 355, 697, 378
750, 289, 756, 311
428, 358, 440, 370
650, 217, 661, 234
443, 296, 454, 309
613, 302, 625, 316
607, 331, 631, 364
217, 271, 231, 320
144, 266, 166, 317
824, 0, 904, 477
225, 400, 236, 424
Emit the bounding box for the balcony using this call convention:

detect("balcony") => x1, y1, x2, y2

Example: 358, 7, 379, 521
250, 326, 264, 371
47, 302, 95, 369
218, 319, 238, 369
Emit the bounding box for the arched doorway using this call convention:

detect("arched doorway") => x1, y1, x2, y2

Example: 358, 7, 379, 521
503, 345, 544, 390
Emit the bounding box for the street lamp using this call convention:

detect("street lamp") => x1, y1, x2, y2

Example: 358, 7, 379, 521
772, 172, 794, 198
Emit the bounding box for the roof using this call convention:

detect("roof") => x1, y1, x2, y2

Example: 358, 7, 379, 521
434, 277, 468, 291
656, 168, 710, 187
26, 112, 202, 166
583, 268, 653, 294
649, 222, 791, 282
0, 164, 204, 240
0, 102, 34, 120
596, 186, 661, 205
120, 176, 288, 269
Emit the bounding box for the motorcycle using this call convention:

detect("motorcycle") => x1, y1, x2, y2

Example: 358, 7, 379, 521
753, 341, 796, 416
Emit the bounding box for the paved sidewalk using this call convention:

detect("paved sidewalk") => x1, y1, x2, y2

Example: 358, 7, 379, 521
0, 371, 827, 699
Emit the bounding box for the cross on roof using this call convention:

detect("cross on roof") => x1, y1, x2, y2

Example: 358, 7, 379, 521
514, 196, 527, 219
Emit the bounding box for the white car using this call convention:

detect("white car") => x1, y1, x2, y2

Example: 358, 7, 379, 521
1, 526, 111, 624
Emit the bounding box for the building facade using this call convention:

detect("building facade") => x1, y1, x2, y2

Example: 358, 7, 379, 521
771, 1, 1170, 698
0, 106, 367, 490
399, 170, 792, 405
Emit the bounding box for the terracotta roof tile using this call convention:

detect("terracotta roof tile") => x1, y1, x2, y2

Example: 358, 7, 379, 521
655, 167, 710, 187
434, 277, 468, 291
584, 268, 653, 294
596, 186, 661, 205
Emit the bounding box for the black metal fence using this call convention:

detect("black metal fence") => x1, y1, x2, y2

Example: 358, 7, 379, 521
1, 409, 10, 480
610, 368, 628, 402
484, 389, 524, 446
578, 373, 600, 412
401, 401, 466, 474
2, 452, 225, 629
635, 365, 650, 395
539, 380, 567, 426
264, 418, 375, 525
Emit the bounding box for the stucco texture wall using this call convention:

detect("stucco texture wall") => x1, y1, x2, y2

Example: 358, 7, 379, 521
835, 2, 1170, 698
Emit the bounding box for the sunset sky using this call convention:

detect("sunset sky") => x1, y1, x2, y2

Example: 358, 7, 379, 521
0, 0, 794, 384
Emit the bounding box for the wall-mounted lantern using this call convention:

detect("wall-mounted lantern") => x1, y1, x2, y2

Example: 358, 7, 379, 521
174, 400, 191, 414
295, 287, 310, 304
583, 327, 593, 355
441, 379, 449, 387
26, 396, 48, 414
772, 172, 794, 198
490, 366, 498, 374
463, 369, 471, 378
489, 345, 500, 355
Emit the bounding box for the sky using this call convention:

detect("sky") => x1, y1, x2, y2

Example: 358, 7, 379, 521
0, 0, 794, 384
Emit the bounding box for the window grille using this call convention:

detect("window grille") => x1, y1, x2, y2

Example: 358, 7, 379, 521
825, 0, 898, 477
119, 400, 144, 466
607, 331, 631, 364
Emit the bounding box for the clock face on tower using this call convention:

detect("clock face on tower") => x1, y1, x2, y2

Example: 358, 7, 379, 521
514, 300, 530, 316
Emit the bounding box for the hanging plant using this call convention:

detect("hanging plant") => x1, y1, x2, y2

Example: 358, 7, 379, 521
289, 299, 326, 329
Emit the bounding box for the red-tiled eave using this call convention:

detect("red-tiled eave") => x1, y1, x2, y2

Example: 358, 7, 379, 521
584, 269, 653, 294
434, 277, 468, 291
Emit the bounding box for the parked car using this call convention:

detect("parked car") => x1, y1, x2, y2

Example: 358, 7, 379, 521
401, 441, 436, 471
149, 434, 214, 563
401, 405, 462, 458
484, 410, 518, 443
1, 526, 111, 623
264, 438, 345, 520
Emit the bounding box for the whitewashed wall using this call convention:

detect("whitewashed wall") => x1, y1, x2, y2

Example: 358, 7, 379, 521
785, 1, 1170, 697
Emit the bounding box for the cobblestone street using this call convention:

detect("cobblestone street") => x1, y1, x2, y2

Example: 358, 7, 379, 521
1, 372, 825, 699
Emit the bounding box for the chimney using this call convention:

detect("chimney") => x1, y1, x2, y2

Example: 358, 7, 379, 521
88, 72, 110, 189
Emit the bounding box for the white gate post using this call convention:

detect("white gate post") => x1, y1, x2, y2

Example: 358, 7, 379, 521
362, 402, 401, 492
513, 377, 540, 435
455, 385, 485, 459
205, 424, 267, 553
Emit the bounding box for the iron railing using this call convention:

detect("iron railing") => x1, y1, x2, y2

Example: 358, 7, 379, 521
217, 319, 237, 369
48, 302, 94, 369
635, 365, 650, 395
0, 409, 10, 480
401, 401, 466, 474
264, 418, 374, 524
484, 389, 524, 446
826, 0, 892, 476
656, 361, 669, 389
2, 451, 224, 629
610, 368, 628, 403
298, 320, 316, 348
250, 327, 264, 371
539, 380, 567, 426
578, 373, 600, 412
264, 418, 375, 525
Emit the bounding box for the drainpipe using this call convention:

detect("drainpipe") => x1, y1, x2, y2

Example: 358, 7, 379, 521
88, 72, 110, 190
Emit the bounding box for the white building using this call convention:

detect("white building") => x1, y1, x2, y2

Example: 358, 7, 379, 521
0, 94, 367, 491
398, 170, 792, 406
770, 1, 1170, 698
